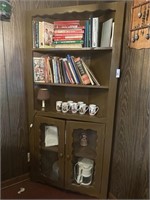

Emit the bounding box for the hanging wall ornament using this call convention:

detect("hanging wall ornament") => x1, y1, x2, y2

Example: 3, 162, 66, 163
129, 0, 150, 49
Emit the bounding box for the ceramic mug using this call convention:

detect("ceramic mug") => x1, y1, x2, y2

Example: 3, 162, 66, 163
88, 104, 99, 116
62, 102, 70, 113
56, 101, 62, 112
67, 100, 74, 111
71, 102, 79, 114
79, 103, 88, 115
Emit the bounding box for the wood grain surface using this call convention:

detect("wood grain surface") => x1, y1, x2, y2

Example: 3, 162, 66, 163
109, 2, 149, 199
1, 1, 149, 199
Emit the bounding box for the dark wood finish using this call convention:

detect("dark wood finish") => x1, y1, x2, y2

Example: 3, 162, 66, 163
1, 0, 149, 199
32, 116, 65, 188
65, 121, 105, 197
0, 0, 79, 182
26, 2, 125, 199
109, 2, 150, 199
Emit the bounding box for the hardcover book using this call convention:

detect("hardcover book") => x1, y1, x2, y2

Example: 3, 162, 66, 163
92, 17, 99, 47
39, 21, 54, 48
73, 57, 91, 85
33, 57, 45, 82
100, 18, 113, 47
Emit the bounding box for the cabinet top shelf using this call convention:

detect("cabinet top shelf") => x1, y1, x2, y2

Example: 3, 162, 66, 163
32, 47, 112, 52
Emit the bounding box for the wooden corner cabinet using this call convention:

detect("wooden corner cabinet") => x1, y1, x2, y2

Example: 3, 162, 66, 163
26, 2, 125, 199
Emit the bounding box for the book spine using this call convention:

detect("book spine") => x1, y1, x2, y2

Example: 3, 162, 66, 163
63, 58, 75, 84
32, 20, 36, 48
81, 59, 94, 85
58, 59, 64, 84
54, 33, 83, 37
53, 37, 82, 41
71, 56, 83, 84
35, 21, 39, 48
52, 57, 59, 83
84, 20, 89, 47
67, 55, 81, 84
54, 29, 84, 34
110, 22, 115, 47
88, 18, 92, 47
56, 58, 62, 83
61, 59, 70, 84
39, 21, 44, 48
44, 56, 51, 83
53, 40, 83, 44
48, 57, 54, 83
54, 25, 85, 29
54, 20, 80, 25
92, 17, 99, 47
66, 55, 79, 84
73, 57, 91, 85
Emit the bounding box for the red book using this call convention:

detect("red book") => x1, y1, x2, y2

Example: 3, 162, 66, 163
54, 33, 83, 37
53, 38, 83, 41
54, 29, 84, 34
53, 35, 83, 39
54, 20, 80, 25
73, 57, 91, 85
54, 25, 85, 29
62, 58, 75, 84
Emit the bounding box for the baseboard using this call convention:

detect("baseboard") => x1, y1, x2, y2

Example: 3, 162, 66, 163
1, 173, 30, 189
108, 192, 118, 199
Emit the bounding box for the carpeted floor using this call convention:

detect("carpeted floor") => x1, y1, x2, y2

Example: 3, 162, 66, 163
1, 180, 96, 199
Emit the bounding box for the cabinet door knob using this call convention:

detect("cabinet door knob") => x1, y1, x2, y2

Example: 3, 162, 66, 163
59, 153, 63, 157
66, 155, 70, 159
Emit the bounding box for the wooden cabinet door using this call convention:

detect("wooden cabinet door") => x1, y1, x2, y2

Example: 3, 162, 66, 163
31, 115, 65, 188
65, 121, 105, 198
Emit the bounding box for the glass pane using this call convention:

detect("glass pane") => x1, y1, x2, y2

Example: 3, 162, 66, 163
72, 128, 97, 186
39, 123, 59, 182
40, 150, 59, 181
45, 126, 58, 147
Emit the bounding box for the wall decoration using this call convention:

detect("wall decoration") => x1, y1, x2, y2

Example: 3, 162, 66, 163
0, 0, 12, 21
129, 0, 150, 49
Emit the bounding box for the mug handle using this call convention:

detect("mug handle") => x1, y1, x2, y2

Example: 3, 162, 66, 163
85, 106, 89, 112
95, 106, 99, 114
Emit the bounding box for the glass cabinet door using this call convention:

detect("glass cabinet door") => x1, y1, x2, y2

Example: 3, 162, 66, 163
65, 121, 105, 197
33, 116, 65, 187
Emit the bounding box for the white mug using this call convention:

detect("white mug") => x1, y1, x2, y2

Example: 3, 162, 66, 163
67, 100, 74, 111
62, 102, 70, 113
79, 103, 88, 115
77, 101, 84, 106
56, 101, 62, 112
71, 102, 79, 114
89, 104, 99, 116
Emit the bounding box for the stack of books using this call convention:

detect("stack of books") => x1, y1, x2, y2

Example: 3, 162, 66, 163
53, 20, 85, 48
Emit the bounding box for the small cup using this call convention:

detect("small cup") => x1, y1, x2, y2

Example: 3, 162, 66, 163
71, 102, 79, 114
77, 101, 84, 106
56, 101, 62, 112
79, 103, 88, 115
62, 102, 70, 113
67, 100, 74, 111
89, 104, 99, 116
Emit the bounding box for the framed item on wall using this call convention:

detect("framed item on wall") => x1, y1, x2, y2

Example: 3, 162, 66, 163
129, 0, 150, 49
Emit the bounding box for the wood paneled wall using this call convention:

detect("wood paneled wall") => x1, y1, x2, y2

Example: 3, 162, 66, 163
109, 2, 149, 199
0, 1, 149, 199
0, 0, 81, 181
